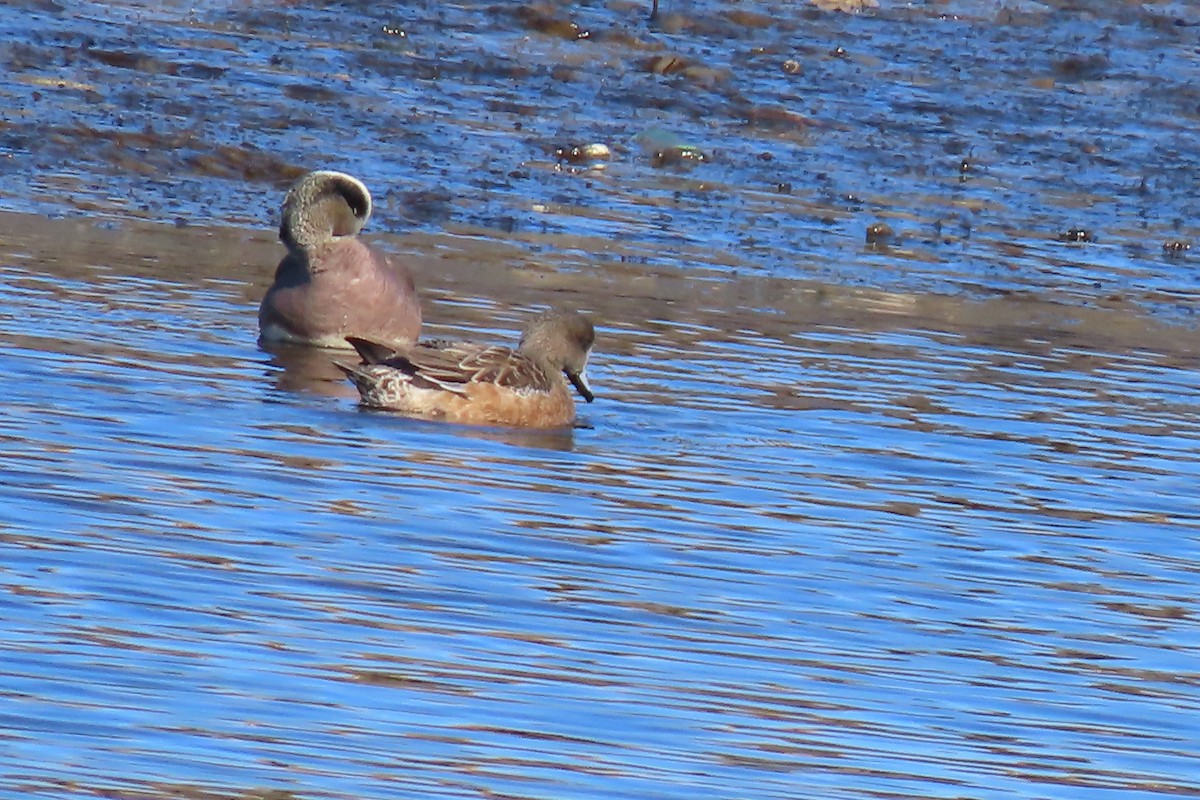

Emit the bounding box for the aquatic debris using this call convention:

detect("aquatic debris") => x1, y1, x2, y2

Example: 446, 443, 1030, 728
811, 0, 879, 12
45, 121, 306, 183
188, 143, 307, 182
723, 9, 775, 29
282, 83, 339, 103
648, 0, 695, 30
651, 146, 707, 168
743, 104, 812, 134
1053, 53, 1110, 81
643, 53, 691, 76
641, 54, 728, 85
635, 127, 709, 168
866, 221, 894, 245
515, 5, 591, 40
1058, 227, 1095, 243
400, 188, 453, 224
554, 142, 612, 169
1162, 240, 1191, 257
85, 46, 227, 79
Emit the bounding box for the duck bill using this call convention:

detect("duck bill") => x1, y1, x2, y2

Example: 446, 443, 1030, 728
567, 369, 594, 403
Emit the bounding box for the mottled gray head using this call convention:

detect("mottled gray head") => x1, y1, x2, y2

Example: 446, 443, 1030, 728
279, 170, 373, 252
519, 308, 595, 402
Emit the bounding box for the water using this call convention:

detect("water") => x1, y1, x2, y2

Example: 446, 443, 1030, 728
1, 2, 1199, 799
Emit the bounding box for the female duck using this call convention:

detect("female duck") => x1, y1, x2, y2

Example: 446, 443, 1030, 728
336, 308, 595, 428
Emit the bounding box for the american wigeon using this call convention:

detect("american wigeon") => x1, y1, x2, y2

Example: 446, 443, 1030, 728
259, 170, 422, 349
335, 308, 595, 428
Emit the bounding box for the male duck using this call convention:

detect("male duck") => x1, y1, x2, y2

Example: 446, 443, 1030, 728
259, 170, 422, 348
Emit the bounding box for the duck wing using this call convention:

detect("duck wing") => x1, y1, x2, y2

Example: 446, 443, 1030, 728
344, 336, 556, 397
405, 342, 555, 396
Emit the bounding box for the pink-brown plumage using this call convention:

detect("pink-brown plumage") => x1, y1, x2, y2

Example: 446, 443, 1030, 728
259, 171, 421, 349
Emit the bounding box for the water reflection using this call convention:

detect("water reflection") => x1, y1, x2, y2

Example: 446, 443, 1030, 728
262, 341, 365, 399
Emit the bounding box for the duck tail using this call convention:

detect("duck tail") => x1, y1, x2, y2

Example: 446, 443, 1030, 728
333, 360, 375, 391
344, 336, 403, 365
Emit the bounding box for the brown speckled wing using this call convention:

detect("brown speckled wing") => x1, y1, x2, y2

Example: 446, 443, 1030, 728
404, 342, 555, 395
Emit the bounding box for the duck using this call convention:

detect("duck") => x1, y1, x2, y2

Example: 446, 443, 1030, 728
335, 308, 595, 428
259, 170, 422, 349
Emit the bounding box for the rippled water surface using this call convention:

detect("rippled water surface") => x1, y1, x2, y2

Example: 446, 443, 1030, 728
2, 1, 1199, 799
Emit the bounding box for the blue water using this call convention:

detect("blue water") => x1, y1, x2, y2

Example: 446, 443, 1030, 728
2, 1, 1200, 799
